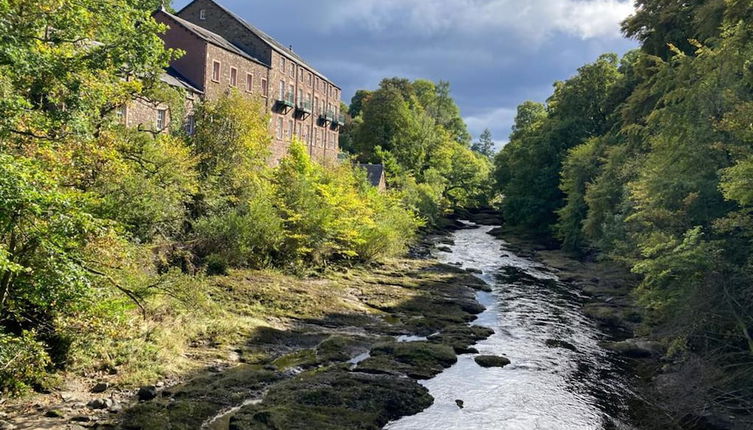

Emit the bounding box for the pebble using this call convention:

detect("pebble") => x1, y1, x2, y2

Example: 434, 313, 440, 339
87, 398, 109, 410
455, 399, 464, 409
91, 382, 109, 393
137, 386, 158, 401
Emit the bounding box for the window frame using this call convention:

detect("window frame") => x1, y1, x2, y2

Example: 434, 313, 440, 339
156, 109, 167, 130
230, 67, 238, 87
199, 9, 206, 20
246, 73, 254, 92
211, 60, 221, 82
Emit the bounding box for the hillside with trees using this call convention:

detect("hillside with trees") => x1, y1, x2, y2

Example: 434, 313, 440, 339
494, 0, 753, 420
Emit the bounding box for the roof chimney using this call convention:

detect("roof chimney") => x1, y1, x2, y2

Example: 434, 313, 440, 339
289, 44, 293, 52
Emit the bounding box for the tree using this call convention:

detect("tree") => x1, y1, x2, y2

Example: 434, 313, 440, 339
471, 129, 495, 158
0, 0, 176, 143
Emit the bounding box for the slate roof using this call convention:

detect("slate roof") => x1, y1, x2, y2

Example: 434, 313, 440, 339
359, 164, 386, 188
160, 66, 203, 94
157, 9, 267, 67
178, 0, 337, 87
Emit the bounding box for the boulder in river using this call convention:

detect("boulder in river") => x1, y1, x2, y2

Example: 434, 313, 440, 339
474, 355, 511, 368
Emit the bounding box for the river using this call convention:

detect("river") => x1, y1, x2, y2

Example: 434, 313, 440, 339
386, 223, 641, 430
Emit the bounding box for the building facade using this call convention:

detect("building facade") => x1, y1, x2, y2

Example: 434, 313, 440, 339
143, 0, 343, 164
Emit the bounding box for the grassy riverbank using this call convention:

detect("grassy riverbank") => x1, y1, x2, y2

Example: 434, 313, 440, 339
2, 243, 492, 429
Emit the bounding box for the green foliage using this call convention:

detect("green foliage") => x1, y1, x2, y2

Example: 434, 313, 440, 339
344, 78, 492, 222
495, 4, 753, 413
495, 54, 624, 232
471, 129, 495, 159
0, 330, 51, 395
93, 130, 198, 242
0, 0, 176, 141
274, 141, 421, 267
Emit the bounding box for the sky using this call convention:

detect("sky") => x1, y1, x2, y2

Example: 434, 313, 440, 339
172, 0, 639, 147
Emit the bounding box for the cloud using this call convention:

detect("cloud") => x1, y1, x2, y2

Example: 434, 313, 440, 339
326, 0, 634, 42
464, 106, 517, 146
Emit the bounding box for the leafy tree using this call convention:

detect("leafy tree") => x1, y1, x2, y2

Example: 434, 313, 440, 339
495, 54, 622, 232
0, 0, 176, 142
471, 128, 495, 158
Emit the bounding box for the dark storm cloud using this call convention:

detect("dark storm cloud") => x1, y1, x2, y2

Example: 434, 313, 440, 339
172, 0, 638, 146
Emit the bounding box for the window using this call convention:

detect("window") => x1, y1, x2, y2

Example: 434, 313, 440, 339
308, 73, 313, 86
212, 61, 220, 82
280, 56, 285, 71
199, 9, 206, 20
230, 67, 237, 86
315, 129, 321, 147
276, 117, 283, 139
279, 80, 285, 100
289, 63, 295, 77
261, 78, 268, 96
156, 109, 167, 130
287, 119, 293, 139
296, 123, 302, 137
185, 115, 195, 135
246, 73, 253, 92
298, 89, 303, 104
314, 97, 319, 115
116, 105, 126, 123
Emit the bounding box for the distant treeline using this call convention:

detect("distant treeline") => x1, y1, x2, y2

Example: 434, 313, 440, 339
494, 0, 753, 419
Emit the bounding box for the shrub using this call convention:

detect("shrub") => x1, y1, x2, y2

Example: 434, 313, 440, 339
0, 330, 51, 395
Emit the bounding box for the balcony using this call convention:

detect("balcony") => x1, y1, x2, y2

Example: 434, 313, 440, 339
275, 92, 295, 113
336, 113, 346, 126
295, 99, 312, 119
319, 110, 334, 125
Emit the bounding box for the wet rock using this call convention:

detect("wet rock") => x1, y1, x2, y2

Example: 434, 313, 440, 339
428, 325, 494, 355
87, 398, 109, 410
70, 415, 92, 423
602, 339, 664, 358
229, 370, 433, 430
0, 421, 17, 430
545, 339, 578, 352
137, 385, 158, 401
108, 401, 123, 413
91, 382, 109, 393
583, 304, 624, 328
437, 246, 453, 253
465, 268, 483, 275
475, 355, 511, 368
358, 341, 457, 380
60, 392, 80, 403
455, 399, 464, 409
44, 409, 65, 418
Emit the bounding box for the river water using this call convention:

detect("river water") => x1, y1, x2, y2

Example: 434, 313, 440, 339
386, 224, 640, 430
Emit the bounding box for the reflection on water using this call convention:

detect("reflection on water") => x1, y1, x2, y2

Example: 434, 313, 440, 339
386, 224, 638, 430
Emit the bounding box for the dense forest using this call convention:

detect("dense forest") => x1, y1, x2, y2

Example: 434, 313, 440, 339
0, 0, 490, 394
494, 0, 753, 418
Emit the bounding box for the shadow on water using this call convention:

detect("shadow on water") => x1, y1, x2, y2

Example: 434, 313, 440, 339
114, 223, 672, 430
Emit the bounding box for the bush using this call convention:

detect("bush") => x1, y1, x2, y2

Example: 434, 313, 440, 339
0, 330, 51, 395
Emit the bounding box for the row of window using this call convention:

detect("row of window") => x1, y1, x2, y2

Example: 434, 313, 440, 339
211, 60, 270, 96
279, 56, 339, 99
278, 81, 339, 117
275, 117, 338, 149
